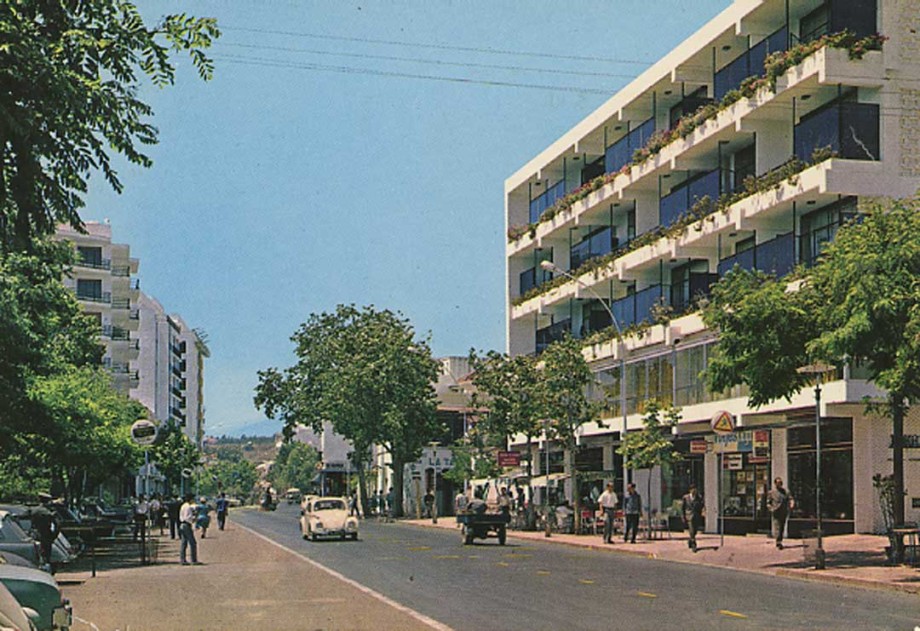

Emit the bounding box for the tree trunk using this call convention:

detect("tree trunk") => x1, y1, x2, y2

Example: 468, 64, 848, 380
648, 469, 654, 542
525, 434, 536, 530
392, 457, 405, 518
570, 442, 581, 534
891, 393, 905, 526
355, 459, 369, 516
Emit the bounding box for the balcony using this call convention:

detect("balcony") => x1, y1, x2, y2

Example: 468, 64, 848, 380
75, 257, 111, 271
670, 273, 719, 316
717, 232, 796, 278
611, 284, 664, 329
605, 117, 655, 175
76, 291, 111, 304
714, 26, 788, 101
111, 297, 130, 310
536, 318, 571, 354
111, 265, 131, 277
529, 179, 566, 224
519, 265, 552, 295
799, 0, 877, 43
794, 101, 879, 163
570, 227, 617, 271
659, 168, 723, 228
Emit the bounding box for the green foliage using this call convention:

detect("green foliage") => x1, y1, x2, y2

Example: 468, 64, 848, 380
0, 0, 219, 250
199, 457, 258, 500
255, 304, 442, 515
617, 400, 682, 471
469, 350, 543, 447
540, 336, 600, 448
269, 441, 320, 494
149, 421, 199, 494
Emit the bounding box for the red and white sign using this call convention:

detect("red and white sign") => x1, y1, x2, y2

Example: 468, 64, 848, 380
690, 440, 708, 454
497, 451, 521, 467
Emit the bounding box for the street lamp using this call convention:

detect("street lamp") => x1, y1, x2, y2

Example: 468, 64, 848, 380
797, 362, 833, 570
543, 418, 552, 538
540, 260, 629, 497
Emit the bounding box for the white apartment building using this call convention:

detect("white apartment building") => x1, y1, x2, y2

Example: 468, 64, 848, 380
133, 292, 209, 445
505, 0, 920, 535
57, 222, 140, 394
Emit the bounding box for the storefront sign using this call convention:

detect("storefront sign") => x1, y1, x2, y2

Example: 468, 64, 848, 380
497, 451, 521, 467
711, 410, 736, 434
750, 430, 771, 463
690, 440, 708, 454
723, 453, 743, 470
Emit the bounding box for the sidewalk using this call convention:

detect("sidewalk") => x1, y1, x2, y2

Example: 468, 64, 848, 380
57, 519, 437, 631
406, 517, 920, 595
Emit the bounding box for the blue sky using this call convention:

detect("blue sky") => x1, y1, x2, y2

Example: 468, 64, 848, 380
85, 0, 730, 436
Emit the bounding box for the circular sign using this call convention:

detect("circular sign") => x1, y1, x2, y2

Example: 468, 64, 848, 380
130, 419, 158, 446
711, 410, 736, 434
181, 467, 193, 479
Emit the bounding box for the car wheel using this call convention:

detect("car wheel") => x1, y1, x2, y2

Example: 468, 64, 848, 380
341, 533, 347, 541
302, 533, 308, 540
311, 532, 317, 542
351, 533, 358, 541
498, 526, 507, 546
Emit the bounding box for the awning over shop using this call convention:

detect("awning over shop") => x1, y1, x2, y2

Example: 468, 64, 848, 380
529, 473, 568, 487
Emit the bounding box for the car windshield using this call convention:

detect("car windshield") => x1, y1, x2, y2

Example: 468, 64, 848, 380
0, 516, 30, 542
313, 500, 346, 511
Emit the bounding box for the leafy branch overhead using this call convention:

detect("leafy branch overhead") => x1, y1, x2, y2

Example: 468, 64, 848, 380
0, 0, 219, 250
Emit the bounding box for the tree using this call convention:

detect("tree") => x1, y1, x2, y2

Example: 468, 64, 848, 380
149, 421, 199, 496
618, 399, 682, 535
199, 458, 258, 501
27, 365, 145, 503
702, 196, 920, 526
255, 305, 442, 517
539, 336, 602, 533
0, 1, 219, 251
269, 441, 320, 495
469, 350, 543, 526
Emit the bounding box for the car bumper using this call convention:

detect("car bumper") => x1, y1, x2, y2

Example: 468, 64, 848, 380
53, 602, 72, 630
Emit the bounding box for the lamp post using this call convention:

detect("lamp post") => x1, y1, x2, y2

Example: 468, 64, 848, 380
797, 362, 833, 570
540, 260, 629, 496
543, 418, 551, 538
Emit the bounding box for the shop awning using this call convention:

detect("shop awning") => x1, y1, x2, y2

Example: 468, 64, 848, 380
529, 473, 568, 487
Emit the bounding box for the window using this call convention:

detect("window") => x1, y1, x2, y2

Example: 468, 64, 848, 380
76, 279, 102, 299
787, 420, 853, 520
77, 246, 103, 267
800, 198, 858, 266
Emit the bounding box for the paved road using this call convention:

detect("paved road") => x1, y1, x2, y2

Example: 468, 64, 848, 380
236, 505, 920, 630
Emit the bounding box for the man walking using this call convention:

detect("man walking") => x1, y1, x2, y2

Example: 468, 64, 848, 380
766, 477, 794, 549
215, 493, 229, 531
623, 483, 642, 544
179, 493, 199, 565
681, 484, 705, 552
28, 493, 59, 571
132, 494, 149, 542
166, 495, 181, 540
598, 483, 618, 544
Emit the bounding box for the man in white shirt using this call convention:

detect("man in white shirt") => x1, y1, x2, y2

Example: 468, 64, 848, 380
132, 495, 149, 542
179, 493, 199, 565
598, 483, 619, 544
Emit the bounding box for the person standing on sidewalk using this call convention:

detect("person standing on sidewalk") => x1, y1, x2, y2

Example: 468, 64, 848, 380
166, 495, 181, 540
681, 484, 705, 552
623, 483, 642, 544
215, 493, 229, 531
766, 477, 794, 550
179, 493, 199, 565
598, 483, 618, 544
132, 495, 149, 542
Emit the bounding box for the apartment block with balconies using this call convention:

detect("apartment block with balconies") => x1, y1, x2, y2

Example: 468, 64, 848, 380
505, 0, 920, 535
56, 221, 141, 393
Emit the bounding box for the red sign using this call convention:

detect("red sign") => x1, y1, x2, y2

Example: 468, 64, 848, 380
497, 451, 521, 467
690, 440, 708, 454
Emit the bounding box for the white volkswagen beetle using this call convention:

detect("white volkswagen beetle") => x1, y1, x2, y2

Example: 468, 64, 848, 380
300, 497, 358, 541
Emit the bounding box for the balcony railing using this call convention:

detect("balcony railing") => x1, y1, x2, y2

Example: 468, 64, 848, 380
536, 318, 572, 354
570, 227, 617, 270
76, 291, 111, 304
717, 232, 796, 278
75, 257, 111, 271
605, 117, 655, 175
714, 26, 788, 100
111, 298, 130, 310
659, 168, 723, 228
529, 179, 566, 224
111, 265, 131, 277
611, 284, 664, 329
130, 278, 140, 290
670, 273, 719, 315
794, 101, 880, 162
519, 265, 553, 295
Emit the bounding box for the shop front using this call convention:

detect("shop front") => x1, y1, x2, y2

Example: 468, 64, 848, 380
710, 429, 772, 535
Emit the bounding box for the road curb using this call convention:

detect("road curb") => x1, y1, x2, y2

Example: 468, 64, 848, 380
774, 568, 920, 595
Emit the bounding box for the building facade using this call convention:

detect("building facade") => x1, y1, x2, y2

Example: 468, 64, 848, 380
505, 0, 920, 535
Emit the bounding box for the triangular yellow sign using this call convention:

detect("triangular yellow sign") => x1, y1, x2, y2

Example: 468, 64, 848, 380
711, 410, 735, 433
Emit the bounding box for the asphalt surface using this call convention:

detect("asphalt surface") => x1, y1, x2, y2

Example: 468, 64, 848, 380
235, 504, 920, 631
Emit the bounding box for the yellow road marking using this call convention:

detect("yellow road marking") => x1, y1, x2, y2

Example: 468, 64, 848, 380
433, 555, 460, 559
503, 553, 531, 558
579, 579, 595, 585
407, 546, 431, 551
637, 592, 657, 599
536, 570, 551, 576
719, 610, 748, 619
466, 555, 480, 559
496, 561, 510, 567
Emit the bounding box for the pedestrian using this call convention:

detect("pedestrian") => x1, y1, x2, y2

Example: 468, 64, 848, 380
498, 487, 511, 518
455, 486, 469, 515
623, 483, 642, 544
149, 494, 163, 536
423, 490, 435, 518
349, 494, 359, 518
681, 484, 705, 552
766, 477, 794, 550
196, 497, 211, 538
598, 483, 618, 544
179, 493, 199, 565
132, 494, 149, 542
166, 495, 181, 540
386, 487, 395, 521
215, 493, 229, 531
27, 493, 59, 571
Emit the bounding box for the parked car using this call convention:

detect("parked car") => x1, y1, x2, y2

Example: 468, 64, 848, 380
0, 506, 79, 570
0, 563, 71, 630
0, 511, 41, 567
48, 504, 113, 543
0, 581, 37, 631
285, 488, 302, 504
80, 500, 131, 526
300, 497, 358, 541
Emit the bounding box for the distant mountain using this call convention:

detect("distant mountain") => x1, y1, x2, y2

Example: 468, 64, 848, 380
212, 418, 280, 438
